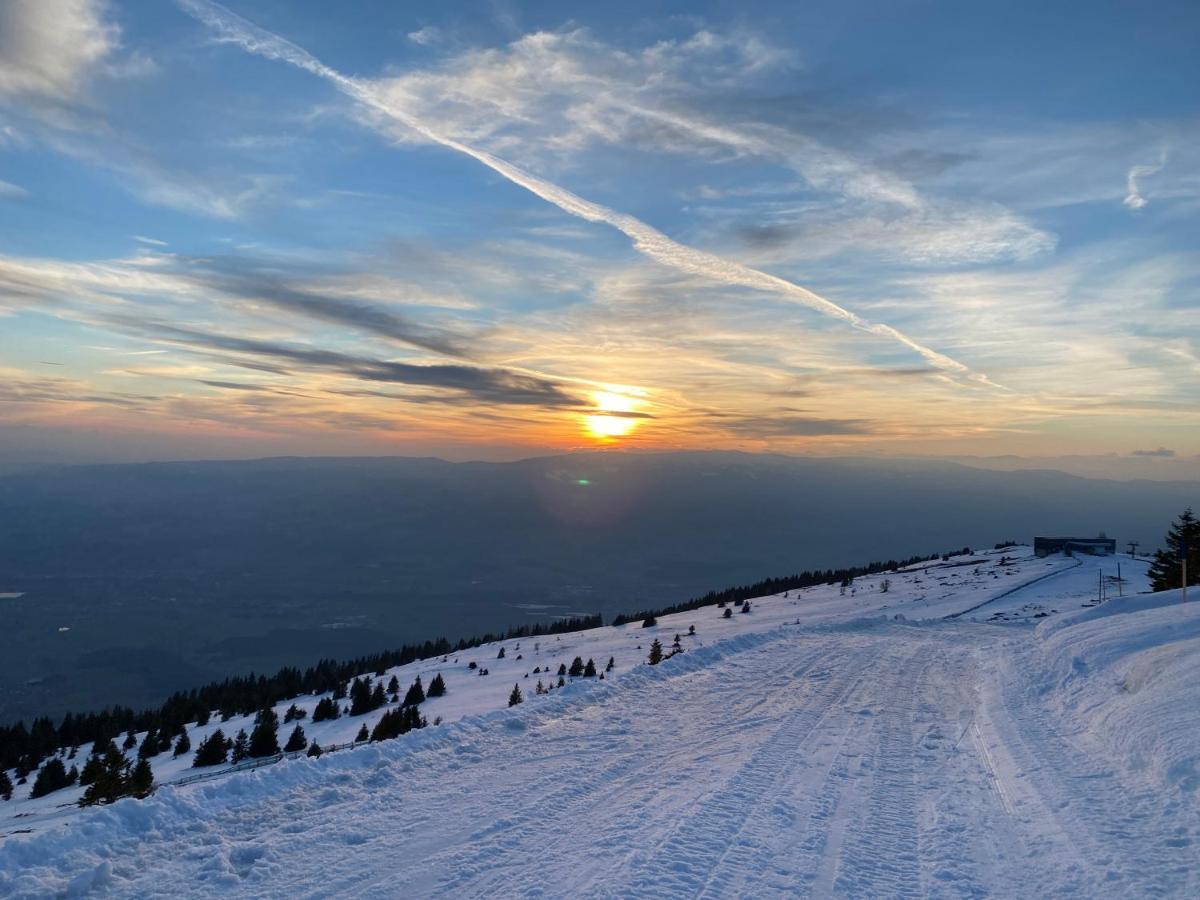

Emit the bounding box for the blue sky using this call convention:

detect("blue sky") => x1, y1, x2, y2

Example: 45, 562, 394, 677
0, 0, 1197, 475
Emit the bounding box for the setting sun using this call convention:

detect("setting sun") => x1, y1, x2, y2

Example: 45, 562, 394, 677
585, 390, 641, 440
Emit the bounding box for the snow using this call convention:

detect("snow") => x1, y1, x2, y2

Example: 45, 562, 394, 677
2, 547, 1197, 897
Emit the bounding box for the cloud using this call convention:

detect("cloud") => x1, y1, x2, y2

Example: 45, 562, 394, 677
0, 0, 118, 103
0, 179, 29, 199
407, 26, 441, 46
104, 317, 581, 408
1131, 447, 1175, 457
1123, 150, 1167, 210
720, 414, 873, 437
175, 0, 998, 389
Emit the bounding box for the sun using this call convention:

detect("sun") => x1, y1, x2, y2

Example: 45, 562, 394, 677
585, 390, 641, 440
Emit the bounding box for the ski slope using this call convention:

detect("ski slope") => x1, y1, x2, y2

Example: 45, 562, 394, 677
2, 547, 1197, 898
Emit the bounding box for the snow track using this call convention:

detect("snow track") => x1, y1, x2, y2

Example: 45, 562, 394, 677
3, 553, 1195, 898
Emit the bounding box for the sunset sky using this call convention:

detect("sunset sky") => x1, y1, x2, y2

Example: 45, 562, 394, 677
1, 0, 1197, 474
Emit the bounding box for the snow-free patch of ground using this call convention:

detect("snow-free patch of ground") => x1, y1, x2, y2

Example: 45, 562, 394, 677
4, 547, 1197, 898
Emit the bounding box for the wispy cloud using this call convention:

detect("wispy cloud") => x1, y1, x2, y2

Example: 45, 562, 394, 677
1123, 149, 1168, 210
176, 0, 997, 388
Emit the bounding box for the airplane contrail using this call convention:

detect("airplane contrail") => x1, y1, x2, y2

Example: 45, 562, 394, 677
177, 0, 998, 387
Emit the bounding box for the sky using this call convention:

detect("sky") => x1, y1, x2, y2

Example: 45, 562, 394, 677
0, 0, 1197, 476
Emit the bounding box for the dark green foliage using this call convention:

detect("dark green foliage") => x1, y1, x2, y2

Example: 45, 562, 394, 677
426, 673, 447, 697
248, 708, 280, 758
641, 616, 657, 628
370, 682, 387, 709
355, 724, 369, 743
583, 659, 597, 677
283, 704, 306, 723
606, 657, 614, 671
568, 657, 584, 677
497, 647, 506, 659
688, 625, 695, 635
192, 729, 230, 767
402, 677, 426, 706
30, 758, 71, 798
0, 770, 13, 801
173, 731, 191, 758
306, 741, 322, 758
557, 663, 567, 677
535, 680, 546, 694
370, 705, 425, 741
386, 675, 399, 694
79, 742, 132, 806
349, 677, 387, 716
196, 709, 211, 727
312, 697, 340, 722
138, 729, 160, 760
508, 684, 523, 707
128, 758, 154, 798
648, 640, 663, 666
78, 746, 110, 786
283, 724, 307, 753
723, 607, 732, 619
1148, 508, 1199, 592
230, 729, 249, 763
122, 730, 137, 751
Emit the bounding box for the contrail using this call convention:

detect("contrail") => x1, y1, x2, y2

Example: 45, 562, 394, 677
178, 0, 997, 387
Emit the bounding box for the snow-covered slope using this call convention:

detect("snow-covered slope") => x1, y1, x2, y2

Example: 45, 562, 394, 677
3, 547, 1196, 898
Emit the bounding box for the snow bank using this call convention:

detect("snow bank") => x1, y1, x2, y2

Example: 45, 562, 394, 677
1028, 589, 1200, 792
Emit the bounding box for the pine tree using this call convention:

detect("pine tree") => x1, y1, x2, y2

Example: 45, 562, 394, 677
497, 647, 506, 659
583, 658, 597, 677
557, 675, 565, 687
427, 673, 447, 697
606, 656, 615, 672
306, 741, 323, 758
535, 680, 546, 695
1148, 508, 1200, 592
557, 663, 567, 677
248, 708, 280, 758
355, 724, 369, 742
192, 729, 230, 767
688, 625, 696, 635
403, 676, 426, 706
173, 731, 191, 758
386, 675, 399, 695
138, 728, 160, 760
648, 639, 663, 665
642, 615, 657, 628
508, 684, 523, 707
568, 657, 584, 677
122, 729, 137, 751
80, 743, 130, 806
283, 724, 307, 753
312, 697, 340, 722
231, 729, 249, 763
0, 770, 13, 801
30, 758, 69, 798
128, 758, 154, 798
66, 764, 78, 786
370, 681, 387, 709
723, 607, 733, 619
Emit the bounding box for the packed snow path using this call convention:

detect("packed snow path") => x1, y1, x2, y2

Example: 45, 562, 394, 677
3, 550, 1197, 897
5, 613, 1197, 898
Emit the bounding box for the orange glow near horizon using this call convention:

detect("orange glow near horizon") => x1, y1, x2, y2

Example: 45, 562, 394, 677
585, 390, 642, 441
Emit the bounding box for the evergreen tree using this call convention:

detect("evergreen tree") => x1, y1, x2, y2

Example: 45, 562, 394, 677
30, 758, 70, 798
508, 684, 523, 707
0, 770, 13, 801
312, 697, 340, 722
332, 680, 348, 700
497, 646, 506, 659
78, 748, 107, 786
427, 673, 447, 697
196, 709, 211, 727
283, 704, 305, 723
370, 681, 387, 709
122, 729, 137, 751
1148, 508, 1200, 592
66, 764, 78, 786
535, 680, 546, 695
568, 657, 584, 677
138, 728, 160, 760
648, 639, 663, 666
606, 656, 615, 672
557, 675, 565, 688
583, 658, 597, 677
283, 724, 307, 753
642, 615, 657, 628
557, 663, 567, 677
173, 731, 191, 758
386, 675, 399, 695
403, 676, 426, 706
306, 741, 322, 758
355, 724, 369, 742
688, 625, 696, 635
248, 708, 280, 758
192, 729, 230, 767
230, 729, 249, 763
80, 743, 130, 806
128, 758, 154, 798
723, 607, 733, 619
